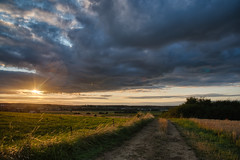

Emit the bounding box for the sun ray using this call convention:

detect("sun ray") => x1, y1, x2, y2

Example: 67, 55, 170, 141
31, 89, 42, 94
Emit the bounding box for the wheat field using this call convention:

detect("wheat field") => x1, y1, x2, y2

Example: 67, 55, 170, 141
190, 118, 240, 135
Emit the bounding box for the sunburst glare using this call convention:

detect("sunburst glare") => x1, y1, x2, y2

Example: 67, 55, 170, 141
31, 89, 42, 94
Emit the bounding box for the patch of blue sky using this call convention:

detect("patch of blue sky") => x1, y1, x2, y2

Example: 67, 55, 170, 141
0, 65, 36, 74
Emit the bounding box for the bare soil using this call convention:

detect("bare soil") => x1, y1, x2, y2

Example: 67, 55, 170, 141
96, 119, 197, 160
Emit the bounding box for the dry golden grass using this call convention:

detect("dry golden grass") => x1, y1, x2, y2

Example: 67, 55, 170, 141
92, 112, 154, 136
190, 118, 240, 145
159, 118, 168, 133
173, 118, 240, 160
190, 118, 240, 135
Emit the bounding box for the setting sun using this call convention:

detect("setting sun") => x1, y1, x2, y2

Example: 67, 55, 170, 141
31, 90, 42, 94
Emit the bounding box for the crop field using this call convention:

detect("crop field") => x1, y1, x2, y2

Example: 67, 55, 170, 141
172, 118, 240, 160
0, 112, 129, 146
0, 111, 154, 159
43, 110, 163, 118
190, 118, 240, 138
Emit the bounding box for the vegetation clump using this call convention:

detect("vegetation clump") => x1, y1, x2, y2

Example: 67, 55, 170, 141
162, 97, 240, 120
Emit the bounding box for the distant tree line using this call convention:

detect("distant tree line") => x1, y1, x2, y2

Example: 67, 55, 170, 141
162, 97, 240, 120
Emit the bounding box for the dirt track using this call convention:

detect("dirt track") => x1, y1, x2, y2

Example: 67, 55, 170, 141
96, 119, 197, 160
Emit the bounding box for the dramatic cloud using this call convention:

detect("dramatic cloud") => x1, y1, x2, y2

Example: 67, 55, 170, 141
0, 0, 240, 93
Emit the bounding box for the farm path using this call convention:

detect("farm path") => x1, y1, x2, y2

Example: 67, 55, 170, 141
96, 119, 197, 160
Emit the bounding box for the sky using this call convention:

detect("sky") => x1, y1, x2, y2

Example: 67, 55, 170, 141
0, 0, 240, 105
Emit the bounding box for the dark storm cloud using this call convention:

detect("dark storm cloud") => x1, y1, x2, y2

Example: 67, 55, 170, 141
0, 71, 40, 92
93, 0, 240, 47
0, 0, 240, 93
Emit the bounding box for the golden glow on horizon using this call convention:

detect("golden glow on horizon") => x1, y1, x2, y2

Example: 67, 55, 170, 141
31, 89, 42, 94
0, 85, 239, 105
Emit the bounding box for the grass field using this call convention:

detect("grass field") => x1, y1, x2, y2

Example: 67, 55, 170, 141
43, 110, 163, 118
0, 112, 154, 160
190, 118, 240, 137
0, 112, 128, 145
171, 118, 240, 160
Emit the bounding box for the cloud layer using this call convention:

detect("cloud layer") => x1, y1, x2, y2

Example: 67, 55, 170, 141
0, 0, 240, 93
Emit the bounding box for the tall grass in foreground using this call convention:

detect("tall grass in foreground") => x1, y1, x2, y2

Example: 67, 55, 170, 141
0, 112, 129, 146
0, 112, 154, 160
190, 118, 240, 146
171, 118, 240, 160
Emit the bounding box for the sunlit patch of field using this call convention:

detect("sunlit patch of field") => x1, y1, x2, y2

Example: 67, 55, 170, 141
43, 110, 138, 117
43, 110, 163, 118
0, 112, 154, 159
172, 118, 240, 160
190, 118, 240, 141
0, 112, 128, 146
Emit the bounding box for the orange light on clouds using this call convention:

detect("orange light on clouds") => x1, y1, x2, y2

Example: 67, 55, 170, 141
31, 89, 43, 94
1, 85, 239, 105
16, 89, 44, 95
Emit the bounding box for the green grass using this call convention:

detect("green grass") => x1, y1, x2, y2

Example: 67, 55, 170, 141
0, 112, 154, 160
171, 118, 240, 160
0, 112, 128, 145
44, 111, 136, 117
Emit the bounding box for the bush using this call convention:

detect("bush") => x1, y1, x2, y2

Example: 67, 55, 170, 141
162, 97, 240, 120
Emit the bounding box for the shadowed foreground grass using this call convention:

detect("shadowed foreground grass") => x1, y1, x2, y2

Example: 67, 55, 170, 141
171, 118, 240, 160
0, 112, 154, 160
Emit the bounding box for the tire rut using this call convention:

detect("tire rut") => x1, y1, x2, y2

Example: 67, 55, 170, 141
96, 119, 197, 160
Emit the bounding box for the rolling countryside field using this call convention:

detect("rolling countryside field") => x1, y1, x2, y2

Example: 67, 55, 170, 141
0, 112, 154, 159
1, 109, 240, 159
